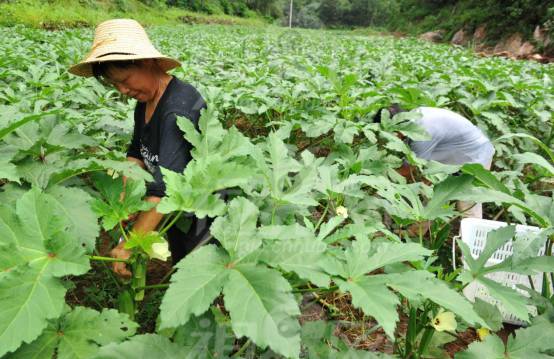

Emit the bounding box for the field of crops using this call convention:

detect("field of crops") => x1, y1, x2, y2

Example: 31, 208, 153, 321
1, 24, 553, 358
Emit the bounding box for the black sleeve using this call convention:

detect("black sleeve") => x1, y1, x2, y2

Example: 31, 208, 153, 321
145, 112, 194, 197
126, 105, 143, 160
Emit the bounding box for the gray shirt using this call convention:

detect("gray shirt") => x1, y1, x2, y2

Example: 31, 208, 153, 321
410, 107, 494, 166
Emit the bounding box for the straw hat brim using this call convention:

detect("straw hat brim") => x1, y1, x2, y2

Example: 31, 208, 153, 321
68, 55, 181, 78
68, 18, 181, 77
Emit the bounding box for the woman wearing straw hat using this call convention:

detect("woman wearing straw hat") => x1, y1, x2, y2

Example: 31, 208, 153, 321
69, 19, 210, 277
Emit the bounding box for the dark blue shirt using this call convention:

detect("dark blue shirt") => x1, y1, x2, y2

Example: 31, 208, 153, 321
127, 76, 206, 197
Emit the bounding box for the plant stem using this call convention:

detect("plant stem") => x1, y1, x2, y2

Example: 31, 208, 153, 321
547, 236, 554, 294
89, 255, 129, 263
159, 211, 183, 235
271, 203, 276, 225
366, 323, 382, 336
492, 208, 505, 221
309, 284, 340, 315
292, 285, 338, 294
406, 306, 418, 356
528, 275, 536, 291
92, 249, 121, 290
119, 222, 129, 242
445, 330, 469, 344
134, 283, 170, 291
231, 339, 251, 358
158, 267, 176, 285
51, 168, 104, 186
314, 200, 330, 231
418, 222, 424, 246
417, 326, 435, 357
158, 213, 172, 232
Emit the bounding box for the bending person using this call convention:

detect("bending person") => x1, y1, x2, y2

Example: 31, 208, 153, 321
69, 19, 211, 276
374, 104, 495, 218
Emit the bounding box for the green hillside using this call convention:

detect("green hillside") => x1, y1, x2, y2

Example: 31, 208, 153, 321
0, 0, 266, 28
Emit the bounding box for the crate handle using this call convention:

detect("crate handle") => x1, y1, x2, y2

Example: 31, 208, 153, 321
452, 235, 460, 271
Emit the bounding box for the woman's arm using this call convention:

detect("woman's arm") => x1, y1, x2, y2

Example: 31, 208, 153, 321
131, 196, 163, 233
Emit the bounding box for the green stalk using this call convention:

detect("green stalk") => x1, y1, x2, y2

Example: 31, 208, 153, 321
158, 214, 172, 232
527, 275, 536, 291
119, 222, 129, 242
89, 255, 129, 263
231, 339, 251, 358
291, 285, 338, 294
159, 211, 183, 235
132, 255, 147, 301
417, 326, 435, 358
314, 199, 330, 231
546, 236, 554, 294
405, 306, 418, 357
50, 168, 105, 187
542, 237, 553, 298
542, 273, 552, 299
92, 249, 121, 290
134, 283, 169, 291
117, 288, 135, 320
158, 267, 176, 285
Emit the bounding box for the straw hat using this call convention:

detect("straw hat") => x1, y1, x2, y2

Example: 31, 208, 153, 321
68, 19, 181, 77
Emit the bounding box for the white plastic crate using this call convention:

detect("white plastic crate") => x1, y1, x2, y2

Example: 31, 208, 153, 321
456, 218, 551, 325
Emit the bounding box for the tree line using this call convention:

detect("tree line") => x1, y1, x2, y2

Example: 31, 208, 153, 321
164, 0, 552, 40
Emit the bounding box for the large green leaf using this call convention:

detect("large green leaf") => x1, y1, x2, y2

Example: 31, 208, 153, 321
172, 310, 235, 358
158, 114, 255, 219
422, 174, 474, 219
473, 298, 503, 332
363, 242, 432, 274
0, 188, 91, 356
497, 133, 554, 163
96, 334, 185, 359
322, 240, 441, 338
47, 185, 100, 252
512, 152, 554, 175
49, 158, 153, 187
456, 321, 554, 359
328, 239, 431, 279
210, 197, 261, 260
0, 266, 66, 357
460, 163, 511, 195
477, 277, 529, 322
223, 264, 301, 358
0, 188, 90, 275
91, 173, 154, 230
0, 153, 19, 183
251, 134, 320, 209
260, 236, 330, 287
257, 223, 331, 287
512, 229, 550, 266
157, 168, 228, 218
453, 187, 548, 227
0, 111, 59, 140
159, 245, 229, 330
383, 271, 487, 328
9, 307, 137, 359
456, 226, 548, 322
336, 277, 400, 339
467, 226, 516, 273
455, 334, 506, 359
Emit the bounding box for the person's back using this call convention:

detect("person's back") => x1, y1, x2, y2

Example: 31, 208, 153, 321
410, 107, 494, 167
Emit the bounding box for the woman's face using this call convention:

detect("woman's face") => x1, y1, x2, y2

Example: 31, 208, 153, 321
104, 60, 160, 103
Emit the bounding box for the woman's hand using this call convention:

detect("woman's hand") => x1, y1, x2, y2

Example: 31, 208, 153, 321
110, 242, 132, 278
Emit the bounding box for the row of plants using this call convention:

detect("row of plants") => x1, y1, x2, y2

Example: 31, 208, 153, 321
0, 24, 553, 358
